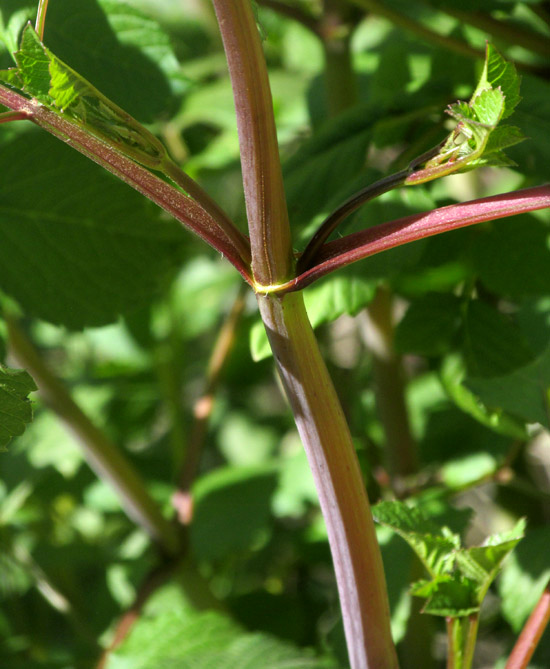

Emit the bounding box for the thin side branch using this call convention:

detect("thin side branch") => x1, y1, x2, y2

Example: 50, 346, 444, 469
290, 185, 550, 292
0, 85, 252, 281
173, 286, 247, 525
6, 315, 182, 556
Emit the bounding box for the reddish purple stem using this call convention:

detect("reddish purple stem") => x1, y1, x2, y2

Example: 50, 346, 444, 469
291, 185, 550, 291
506, 581, 550, 669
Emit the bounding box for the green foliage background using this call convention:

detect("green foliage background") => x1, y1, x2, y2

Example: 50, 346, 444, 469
1, 0, 549, 667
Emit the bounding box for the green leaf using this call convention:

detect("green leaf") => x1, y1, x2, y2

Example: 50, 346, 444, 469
455, 519, 525, 601
471, 217, 550, 299
283, 104, 375, 230
462, 300, 535, 378
0, 131, 186, 329
405, 43, 523, 185
395, 293, 462, 356
106, 587, 337, 669
7, 24, 168, 169
473, 43, 521, 120
440, 354, 529, 439
466, 344, 550, 428
191, 465, 279, 562
0, 363, 36, 450
499, 527, 550, 632
372, 501, 459, 577
40, 0, 182, 121
410, 574, 479, 617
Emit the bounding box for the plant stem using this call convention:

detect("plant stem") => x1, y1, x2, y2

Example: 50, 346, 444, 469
320, 0, 359, 117
290, 185, 550, 292
258, 291, 398, 669
174, 286, 247, 524
214, 3, 398, 665
297, 143, 443, 273
442, 7, 550, 59
360, 286, 417, 481
6, 315, 182, 556
212, 0, 293, 287
0, 85, 252, 282
35, 0, 50, 40
506, 580, 550, 669
298, 169, 409, 273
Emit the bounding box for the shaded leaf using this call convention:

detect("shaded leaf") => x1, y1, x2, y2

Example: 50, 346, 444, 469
106, 598, 337, 669
466, 344, 550, 428
0, 131, 186, 329
191, 465, 278, 562
0, 363, 36, 450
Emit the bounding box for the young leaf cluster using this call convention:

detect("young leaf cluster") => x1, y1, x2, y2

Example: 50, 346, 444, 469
405, 44, 524, 185
373, 500, 525, 617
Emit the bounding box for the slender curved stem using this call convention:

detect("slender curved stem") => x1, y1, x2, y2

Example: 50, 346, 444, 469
290, 185, 550, 292
298, 169, 409, 272
298, 143, 443, 273
6, 315, 182, 556
35, 0, 50, 40
0, 84, 253, 284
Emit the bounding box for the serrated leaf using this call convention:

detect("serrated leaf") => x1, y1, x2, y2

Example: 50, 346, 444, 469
372, 501, 459, 577
411, 574, 479, 617
455, 519, 525, 600
406, 43, 523, 185
8, 24, 168, 169
39, 0, 181, 121
0, 363, 36, 450
0, 131, 186, 329
106, 602, 337, 669
477, 43, 521, 120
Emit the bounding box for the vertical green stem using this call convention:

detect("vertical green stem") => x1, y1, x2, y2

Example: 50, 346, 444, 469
321, 0, 359, 117
258, 291, 398, 669
361, 286, 417, 481
446, 616, 478, 669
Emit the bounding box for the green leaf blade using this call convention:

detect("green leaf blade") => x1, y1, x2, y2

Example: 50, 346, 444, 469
0, 364, 37, 450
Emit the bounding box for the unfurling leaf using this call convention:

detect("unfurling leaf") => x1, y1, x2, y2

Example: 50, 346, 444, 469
406, 44, 524, 185
1, 23, 167, 169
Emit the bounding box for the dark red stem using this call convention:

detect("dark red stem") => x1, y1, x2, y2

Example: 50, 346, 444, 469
290, 185, 550, 292
0, 84, 253, 285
